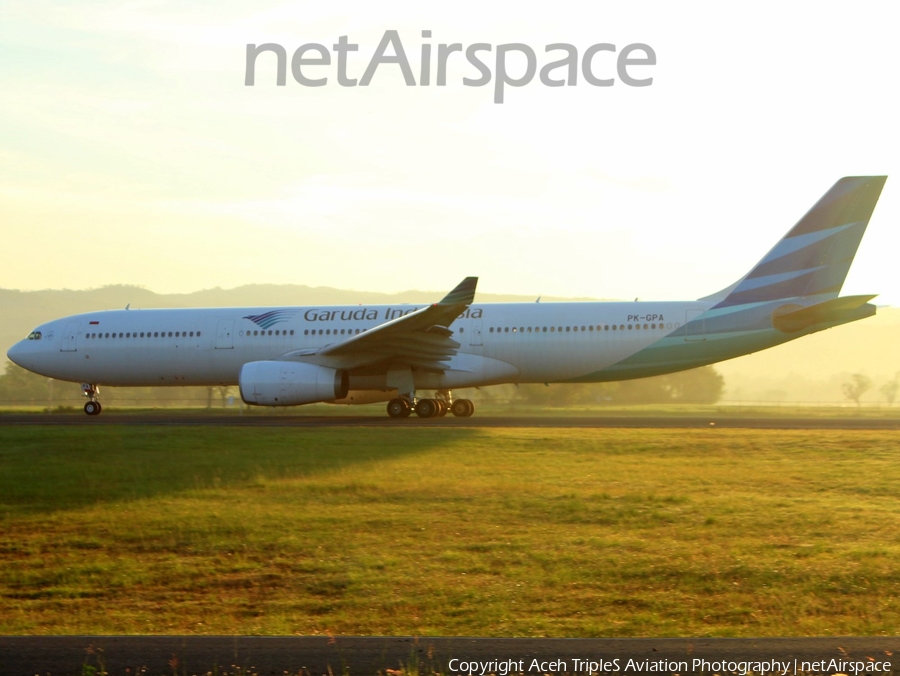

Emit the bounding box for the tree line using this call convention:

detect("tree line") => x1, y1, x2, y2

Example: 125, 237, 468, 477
0, 361, 725, 409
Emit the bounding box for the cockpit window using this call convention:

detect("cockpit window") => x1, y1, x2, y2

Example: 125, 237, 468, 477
27, 331, 42, 341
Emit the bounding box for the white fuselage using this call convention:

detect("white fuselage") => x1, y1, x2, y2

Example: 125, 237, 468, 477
7, 301, 712, 391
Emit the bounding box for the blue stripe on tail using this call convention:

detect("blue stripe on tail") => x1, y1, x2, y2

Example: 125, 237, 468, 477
714, 176, 886, 309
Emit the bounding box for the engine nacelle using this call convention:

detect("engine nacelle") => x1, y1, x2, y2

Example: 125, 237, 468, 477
239, 361, 349, 406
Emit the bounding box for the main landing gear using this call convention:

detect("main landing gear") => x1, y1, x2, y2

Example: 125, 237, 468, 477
82, 383, 102, 416
385, 390, 474, 419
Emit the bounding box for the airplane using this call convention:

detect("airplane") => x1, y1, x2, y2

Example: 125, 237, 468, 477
7, 176, 887, 418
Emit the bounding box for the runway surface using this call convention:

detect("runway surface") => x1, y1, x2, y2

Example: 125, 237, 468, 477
1, 413, 899, 429
1, 635, 897, 676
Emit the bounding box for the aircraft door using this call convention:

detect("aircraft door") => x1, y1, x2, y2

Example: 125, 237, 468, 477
215, 319, 234, 349
469, 316, 483, 346
684, 309, 706, 341
61, 323, 80, 352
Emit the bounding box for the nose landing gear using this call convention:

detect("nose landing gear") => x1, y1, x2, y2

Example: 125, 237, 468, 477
82, 384, 102, 416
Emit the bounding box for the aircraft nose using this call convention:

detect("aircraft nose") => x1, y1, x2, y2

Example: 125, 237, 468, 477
7, 341, 27, 369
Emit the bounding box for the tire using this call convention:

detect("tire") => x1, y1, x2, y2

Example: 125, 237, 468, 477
386, 398, 411, 418
415, 398, 437, 418
436, 399, 449, 416
457, 399, 474, 417
84, 401, 99, 416
450, 399, 470, 417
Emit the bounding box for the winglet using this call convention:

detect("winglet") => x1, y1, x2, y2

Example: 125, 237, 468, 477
438, 277, 478, 305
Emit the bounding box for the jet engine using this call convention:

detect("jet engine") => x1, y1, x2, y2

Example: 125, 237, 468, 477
239, 361, 349, 406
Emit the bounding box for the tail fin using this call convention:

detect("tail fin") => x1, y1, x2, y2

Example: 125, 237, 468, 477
709, 176, 886, 309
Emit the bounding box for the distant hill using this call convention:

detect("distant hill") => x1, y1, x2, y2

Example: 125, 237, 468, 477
2, 285, 897, 404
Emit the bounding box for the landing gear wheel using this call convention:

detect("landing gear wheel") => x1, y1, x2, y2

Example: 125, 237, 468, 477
84, 401, 101, 416
436, 399, 449, 416
451, 399, 474, 417
415, 398, 438, 418
386, 398, 412, 418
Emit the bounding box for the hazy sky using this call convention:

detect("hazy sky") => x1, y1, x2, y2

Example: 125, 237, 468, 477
2, 1, 897, 304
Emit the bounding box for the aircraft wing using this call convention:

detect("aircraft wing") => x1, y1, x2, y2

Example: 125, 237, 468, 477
280, 277, 478, 372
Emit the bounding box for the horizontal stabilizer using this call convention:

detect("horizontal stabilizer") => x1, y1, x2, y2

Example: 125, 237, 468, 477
772, 294, 877, 333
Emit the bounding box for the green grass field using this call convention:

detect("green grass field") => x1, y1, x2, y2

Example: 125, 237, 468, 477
1, 425, 898, 636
